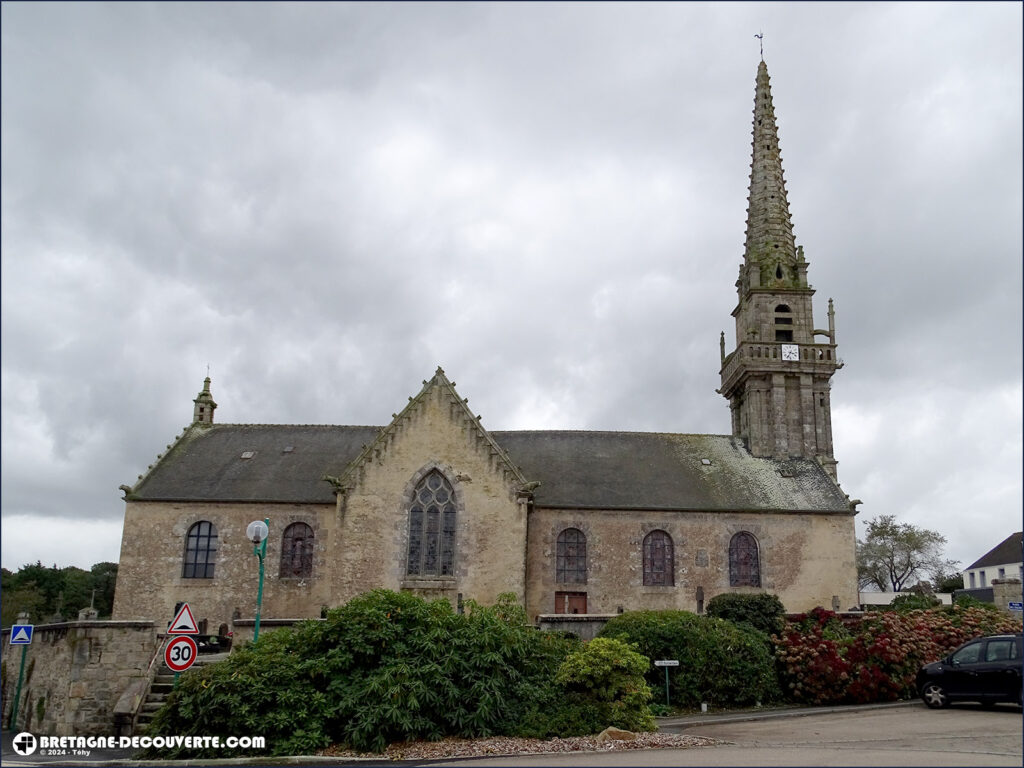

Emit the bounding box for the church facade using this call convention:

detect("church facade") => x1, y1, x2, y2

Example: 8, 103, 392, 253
112, 61, 859, 630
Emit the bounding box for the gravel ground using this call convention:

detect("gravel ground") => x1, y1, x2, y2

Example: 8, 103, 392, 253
320, 732, 720, 760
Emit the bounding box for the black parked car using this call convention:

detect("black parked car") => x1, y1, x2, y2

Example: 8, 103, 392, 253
916, 634, 1023, 709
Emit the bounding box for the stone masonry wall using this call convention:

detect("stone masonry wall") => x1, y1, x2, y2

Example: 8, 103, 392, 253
525, 507, 857, 622
992, 579, 1023, 615
113, 500, 334, 631
334, 381, 527, 610
113, 381, 528, 631
1, 621, 157, 736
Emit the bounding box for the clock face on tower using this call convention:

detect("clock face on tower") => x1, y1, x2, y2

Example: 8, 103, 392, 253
781, 344, 799, 361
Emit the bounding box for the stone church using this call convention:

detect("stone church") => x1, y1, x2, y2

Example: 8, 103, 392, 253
112, 61, 859, 631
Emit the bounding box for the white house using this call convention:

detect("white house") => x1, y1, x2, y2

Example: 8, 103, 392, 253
963, 532, 1023, 589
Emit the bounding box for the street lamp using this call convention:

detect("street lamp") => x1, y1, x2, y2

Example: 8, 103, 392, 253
246, 518, 270, 642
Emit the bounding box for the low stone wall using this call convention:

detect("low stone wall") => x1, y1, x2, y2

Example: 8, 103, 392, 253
992, 579, 1023, 615
1, 621, 158, 736
858, 591, 953, 607
535, 614, 617, 641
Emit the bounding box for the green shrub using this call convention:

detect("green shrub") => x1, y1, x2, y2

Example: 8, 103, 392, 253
555, 637, 655, 733
597, 610, 779, 708
144, 590, 583, 757
706, 593, 786, 636
952, 594, 1000, 611
889, 593, 940, 612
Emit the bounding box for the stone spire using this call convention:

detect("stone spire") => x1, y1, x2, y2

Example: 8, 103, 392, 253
720, 59, 841, 481
743, 60, 798, 276
193, 376, 217, 425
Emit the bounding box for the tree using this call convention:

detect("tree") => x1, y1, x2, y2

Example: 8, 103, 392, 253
933, 570, 964, 593
857, 515, 959, 592
1, 561, 119, 625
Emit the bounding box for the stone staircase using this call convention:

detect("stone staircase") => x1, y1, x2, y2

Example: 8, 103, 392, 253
135, 652, 230, 733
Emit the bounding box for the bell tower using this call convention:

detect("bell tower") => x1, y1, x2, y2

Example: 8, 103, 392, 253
719, 60, 842, 479
193, 376, 217, 425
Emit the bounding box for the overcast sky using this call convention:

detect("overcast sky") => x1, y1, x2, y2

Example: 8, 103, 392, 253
2, 2, 1021, 581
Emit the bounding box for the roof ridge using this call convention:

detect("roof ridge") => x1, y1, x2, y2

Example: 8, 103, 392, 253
209, 422, 383, 429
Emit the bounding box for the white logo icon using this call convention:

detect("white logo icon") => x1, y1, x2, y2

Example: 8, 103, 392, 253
12, 732, 37, 755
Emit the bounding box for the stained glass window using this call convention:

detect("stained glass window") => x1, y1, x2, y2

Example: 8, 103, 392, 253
280, 522, 314, 578
643, 530, 674, 586
406, 471, 456, 577
729, 531, 761, 587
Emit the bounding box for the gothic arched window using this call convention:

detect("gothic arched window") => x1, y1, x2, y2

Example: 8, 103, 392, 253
729, 532, 761, 587
406, 471, 456, 577
183, 521, 218, 579
643, 530, 675, 586
280, 522, 314, 579
556, 528, 587, 584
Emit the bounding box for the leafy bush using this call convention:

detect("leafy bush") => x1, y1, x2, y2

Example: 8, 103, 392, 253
144, 590, 583, 757
889, 593, 940, 612
775, 605, 1022, 705
555, 637, 655, 733
706, 593, 786, 636
597, 610, 778, 708
952, 594, 1000, 611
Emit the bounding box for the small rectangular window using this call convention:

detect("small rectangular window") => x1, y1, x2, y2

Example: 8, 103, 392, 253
979, 570, 986, 587
969, 572, 976, 588
985, 639, 1014, 662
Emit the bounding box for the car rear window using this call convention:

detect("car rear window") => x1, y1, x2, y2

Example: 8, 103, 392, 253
985, 639, 1016, 662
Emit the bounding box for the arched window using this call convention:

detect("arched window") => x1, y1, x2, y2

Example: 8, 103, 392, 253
556, 528, 587, 584
280, 522, 314, 578
729, 532, 761, 587
406, 470, 456, 577
643, 530, 674, 586
183, 521, 218, 578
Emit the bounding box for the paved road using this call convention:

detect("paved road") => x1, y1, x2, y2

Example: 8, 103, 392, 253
3, 701, 1021, 766
429, 702, 1023, 767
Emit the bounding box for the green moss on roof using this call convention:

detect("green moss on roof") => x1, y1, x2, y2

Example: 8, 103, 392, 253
130, 424, 851, 514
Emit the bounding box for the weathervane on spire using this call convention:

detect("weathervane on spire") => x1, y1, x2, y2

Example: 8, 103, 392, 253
755, 31, 764, 60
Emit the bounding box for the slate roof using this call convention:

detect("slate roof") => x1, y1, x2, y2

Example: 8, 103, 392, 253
129, 424, 851, 513
965, 532, 1024, 570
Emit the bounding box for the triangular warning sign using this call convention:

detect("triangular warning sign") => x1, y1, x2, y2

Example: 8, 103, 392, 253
168, 603, 199, 634
12, 627, 31, 643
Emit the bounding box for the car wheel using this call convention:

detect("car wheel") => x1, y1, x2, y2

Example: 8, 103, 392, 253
921, 682, 949, 709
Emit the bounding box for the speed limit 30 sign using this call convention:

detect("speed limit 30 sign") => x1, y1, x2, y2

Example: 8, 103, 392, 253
165, 635, 198, 673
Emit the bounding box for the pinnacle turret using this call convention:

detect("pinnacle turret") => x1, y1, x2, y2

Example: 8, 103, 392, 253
743, 60, 797, 272
193, 376, 217, 425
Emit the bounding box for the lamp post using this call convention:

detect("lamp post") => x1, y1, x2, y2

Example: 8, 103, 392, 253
246, 518, 270, 642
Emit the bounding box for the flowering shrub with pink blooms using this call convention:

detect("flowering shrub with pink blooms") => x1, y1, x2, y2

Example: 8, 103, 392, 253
775, 605, 1022, 705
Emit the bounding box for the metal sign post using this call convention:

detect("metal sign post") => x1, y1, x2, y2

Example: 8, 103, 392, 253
166, 603, 200, 688
653, 659, 679, 707
8, 624, 33, 731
